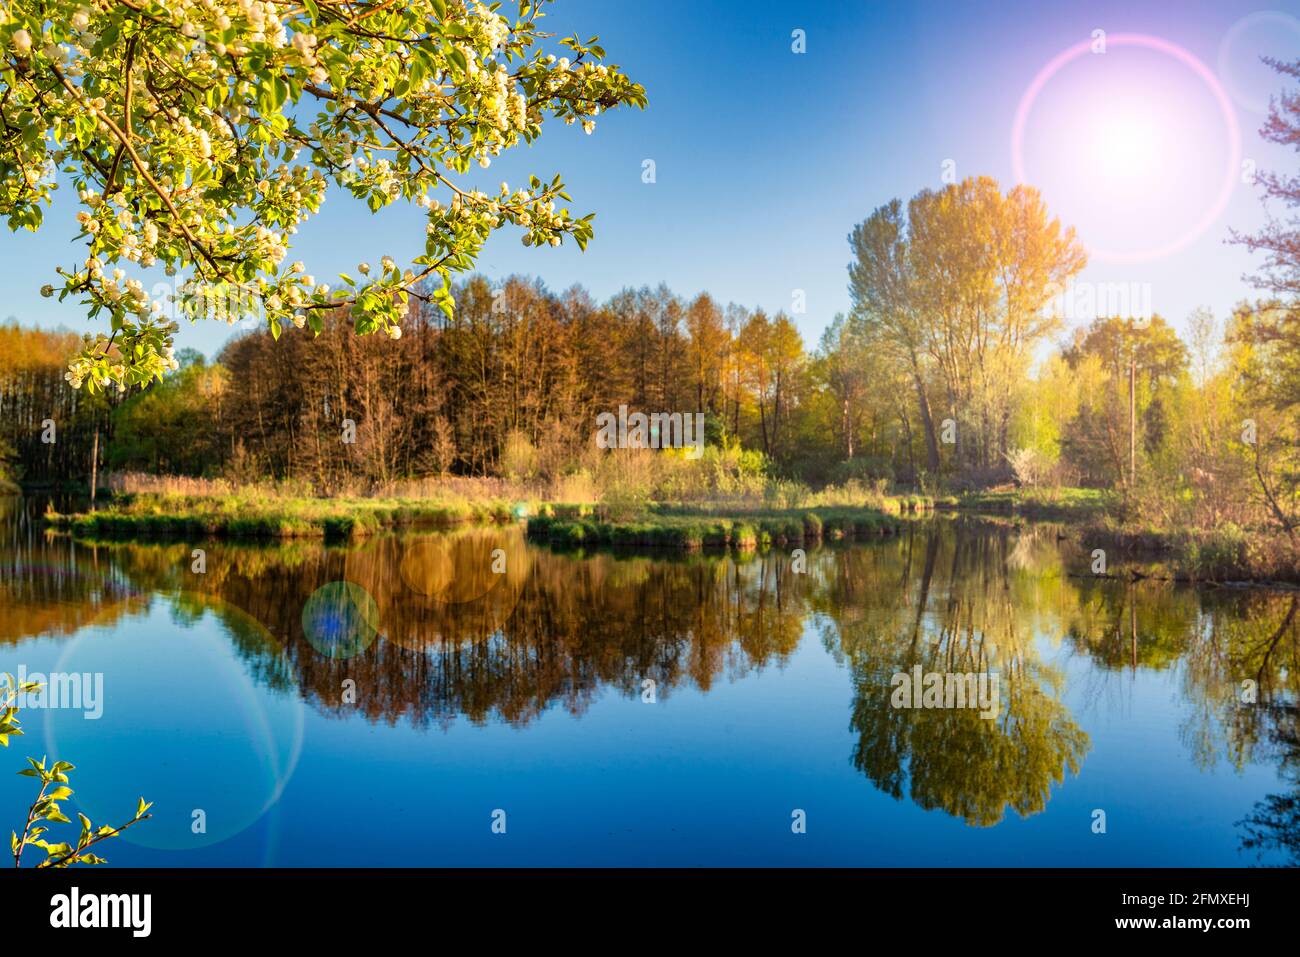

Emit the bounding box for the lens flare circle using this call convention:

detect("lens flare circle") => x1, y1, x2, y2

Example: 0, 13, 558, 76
1011, 32, 1240, 264
42, 596, 305, 852
301, 581, 381, 660
1218, 12, 1300, 115
376, 527, 531, 652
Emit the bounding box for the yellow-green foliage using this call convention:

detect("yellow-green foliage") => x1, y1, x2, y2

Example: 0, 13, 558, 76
50, 492, 513, 541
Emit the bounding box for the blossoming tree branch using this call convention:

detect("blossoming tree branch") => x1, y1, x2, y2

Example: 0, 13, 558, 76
0, 0, 645, 391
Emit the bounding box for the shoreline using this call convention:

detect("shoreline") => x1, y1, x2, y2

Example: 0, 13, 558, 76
524, 505, 905, 549
34, 489, 1300, 585
950, 492, 1299, 586
43, 494, 516, 542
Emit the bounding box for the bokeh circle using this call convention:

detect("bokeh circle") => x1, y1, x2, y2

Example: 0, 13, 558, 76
1217, 11, 1300, 115
301, 581, 381, 660
364, 526, 532, 651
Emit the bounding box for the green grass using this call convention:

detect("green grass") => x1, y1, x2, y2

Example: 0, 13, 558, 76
47, 491, 907, 553
45, 493, 514, 541
525, 504, 901, 551
955, 486, 1113, 519
1077, 517, 1299, 583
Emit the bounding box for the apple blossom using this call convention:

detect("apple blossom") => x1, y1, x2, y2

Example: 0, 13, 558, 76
0, 0, 645, 392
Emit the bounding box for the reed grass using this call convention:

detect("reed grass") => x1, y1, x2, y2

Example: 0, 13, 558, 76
46, 492, 514, 541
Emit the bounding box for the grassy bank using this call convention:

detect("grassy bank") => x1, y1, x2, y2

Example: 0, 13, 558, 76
952, 486, 1113, 520
39, 485, 1299, 581
952, 487, 1298, 583
525, 503, 904, 550
43, 482, 928, 548
1074, 519, 1299, 585
45, 492, 515, 541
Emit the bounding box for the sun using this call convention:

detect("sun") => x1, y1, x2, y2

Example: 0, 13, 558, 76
1088, 104, 1166, 187
1012, 33, 1240, 264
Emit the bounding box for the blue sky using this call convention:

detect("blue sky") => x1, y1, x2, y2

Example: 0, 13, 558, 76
3, 0, 1299, 359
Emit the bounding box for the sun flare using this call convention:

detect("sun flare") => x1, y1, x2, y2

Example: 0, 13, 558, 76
1012, 33, 1239, 263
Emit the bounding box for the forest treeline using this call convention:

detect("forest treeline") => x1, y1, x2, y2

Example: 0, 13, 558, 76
1, 175, 1298, 542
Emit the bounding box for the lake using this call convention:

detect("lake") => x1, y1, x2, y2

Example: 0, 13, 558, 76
1, 496, 1296, 867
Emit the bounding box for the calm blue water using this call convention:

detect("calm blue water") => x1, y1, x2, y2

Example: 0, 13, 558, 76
1, 499, 1296, 866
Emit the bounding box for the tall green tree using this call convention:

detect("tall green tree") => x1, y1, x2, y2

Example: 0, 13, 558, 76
848, 198, 942, 474
1060, 315, 1188, 488
848, 179, 1085, 481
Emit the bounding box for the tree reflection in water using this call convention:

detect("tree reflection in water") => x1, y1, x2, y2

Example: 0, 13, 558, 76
3, 496, 1297, 837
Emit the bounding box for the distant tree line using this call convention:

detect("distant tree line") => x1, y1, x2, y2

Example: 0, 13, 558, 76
211, 275, 837, 488
0, 161, 1296, 542
0, 276, 848, 489
0, 325, 111, 490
